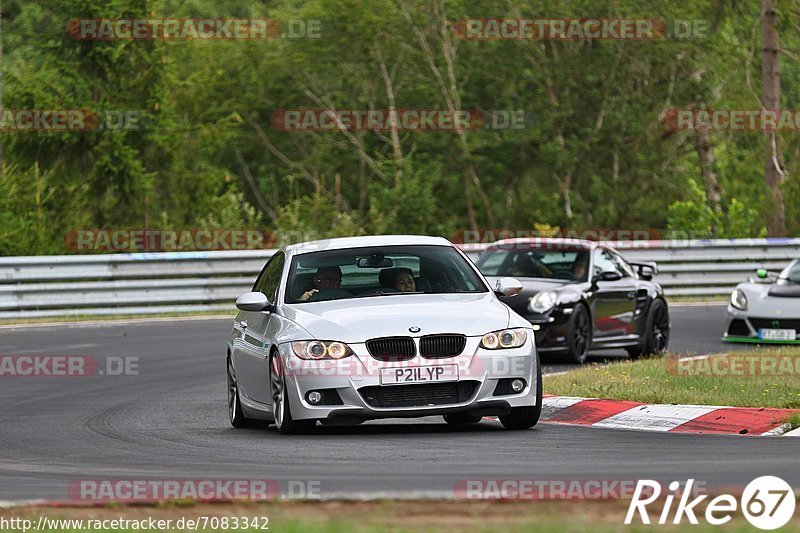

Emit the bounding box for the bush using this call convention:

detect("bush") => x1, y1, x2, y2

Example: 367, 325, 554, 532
667, 179, 765, 238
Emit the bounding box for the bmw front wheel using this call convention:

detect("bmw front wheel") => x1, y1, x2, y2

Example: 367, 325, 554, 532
499, 358, 543, 430
270, 354, 316, 435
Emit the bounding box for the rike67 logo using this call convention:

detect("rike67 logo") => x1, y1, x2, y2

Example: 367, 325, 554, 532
626, 477, 796, 530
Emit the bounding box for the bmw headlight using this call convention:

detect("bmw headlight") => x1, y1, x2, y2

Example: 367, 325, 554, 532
291, 340, 354, 360
730, 289, 748, 310
528, 290, 558, 314
480, 328, 528, 350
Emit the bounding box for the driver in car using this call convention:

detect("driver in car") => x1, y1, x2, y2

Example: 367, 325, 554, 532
298, 266, 344, 301
572, 255, 589, 281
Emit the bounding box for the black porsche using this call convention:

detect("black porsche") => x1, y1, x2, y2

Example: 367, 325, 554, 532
475, 238, 670, 364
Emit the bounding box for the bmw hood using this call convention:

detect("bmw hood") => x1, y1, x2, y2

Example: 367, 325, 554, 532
282, 293, 510, 343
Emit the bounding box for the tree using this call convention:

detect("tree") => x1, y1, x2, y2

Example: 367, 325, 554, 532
761, 0, 786, 236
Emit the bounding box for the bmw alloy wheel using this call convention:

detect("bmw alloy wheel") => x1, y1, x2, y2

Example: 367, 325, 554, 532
270, 355, 285, 428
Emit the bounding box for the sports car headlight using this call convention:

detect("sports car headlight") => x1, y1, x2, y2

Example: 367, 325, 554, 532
480, 328, 528, 350
528, 290, 558, 314
730, 289, 748, 310
291, 340, 353, 360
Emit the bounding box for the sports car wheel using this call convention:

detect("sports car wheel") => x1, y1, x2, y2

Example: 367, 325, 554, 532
499, 358, 543, 430
627, 299, 670, 359
443, 413, 483, 425
227, 357, 254, 428
270, 354, 316, 435
562, 304, 591, 364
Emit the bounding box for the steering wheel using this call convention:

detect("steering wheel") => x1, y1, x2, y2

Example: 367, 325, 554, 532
549, 268, 576, 280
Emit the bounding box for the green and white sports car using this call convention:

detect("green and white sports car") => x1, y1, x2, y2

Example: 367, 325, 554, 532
724, 259, 800, 344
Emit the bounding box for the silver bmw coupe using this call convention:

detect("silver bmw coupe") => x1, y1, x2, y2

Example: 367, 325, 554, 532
226, 235, 541, 434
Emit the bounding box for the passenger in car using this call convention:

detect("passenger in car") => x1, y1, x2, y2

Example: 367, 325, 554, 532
392, 268, 417, 293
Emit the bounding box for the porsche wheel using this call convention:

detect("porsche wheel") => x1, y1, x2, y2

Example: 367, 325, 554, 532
627, 299, 670, 359
562, 304, 591, 364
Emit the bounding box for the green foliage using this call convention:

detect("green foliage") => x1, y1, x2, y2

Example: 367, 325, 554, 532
0, 163, 66, 255
197, 187, 263, 230
0, 0, 798, 255
272, 192, 365, 246
667, 180, 765, 238
365, 170, 453, 237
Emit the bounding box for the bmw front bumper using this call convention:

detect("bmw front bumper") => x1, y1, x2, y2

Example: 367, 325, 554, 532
277, 335, 538, 422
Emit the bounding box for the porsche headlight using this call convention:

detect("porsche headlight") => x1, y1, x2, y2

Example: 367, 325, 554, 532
291, 340, 354, 360
730, 289, 748, 310
480, 328, 528, 350
529, 290, 558, 314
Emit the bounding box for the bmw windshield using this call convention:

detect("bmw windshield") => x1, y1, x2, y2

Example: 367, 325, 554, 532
285, 245, 488, 303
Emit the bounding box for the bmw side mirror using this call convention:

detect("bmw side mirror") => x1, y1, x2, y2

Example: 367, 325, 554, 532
236, 292, 272, 312
495, 277, 523, 297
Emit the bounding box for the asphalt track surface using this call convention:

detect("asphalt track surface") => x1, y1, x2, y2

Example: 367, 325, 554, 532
1, 303, 798, 502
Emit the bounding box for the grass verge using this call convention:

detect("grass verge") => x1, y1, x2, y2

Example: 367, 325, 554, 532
0, 310, 234, 327
0, 500, 775, 532
544, 348, 800, 409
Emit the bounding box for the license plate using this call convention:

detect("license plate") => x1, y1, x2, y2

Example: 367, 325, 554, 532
380, 365, 458, 385
759, 328, 796, 341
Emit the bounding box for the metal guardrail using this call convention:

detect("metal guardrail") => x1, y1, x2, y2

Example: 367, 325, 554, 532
1, 239, 798, 318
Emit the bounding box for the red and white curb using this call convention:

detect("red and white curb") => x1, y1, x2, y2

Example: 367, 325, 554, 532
541, 395, 800, 436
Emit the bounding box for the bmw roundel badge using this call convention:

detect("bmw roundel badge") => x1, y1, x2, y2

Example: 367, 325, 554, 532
409, 326, 421, 333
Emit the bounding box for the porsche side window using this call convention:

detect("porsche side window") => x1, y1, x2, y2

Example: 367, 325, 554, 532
611, 253, 635, 278
593, 250, 621, 276
477, 250, 508, 273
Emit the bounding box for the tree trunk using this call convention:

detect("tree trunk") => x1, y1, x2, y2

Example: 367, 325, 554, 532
377, 52, 403, 188
694, 125, 722, 218
761, 0, 786, 236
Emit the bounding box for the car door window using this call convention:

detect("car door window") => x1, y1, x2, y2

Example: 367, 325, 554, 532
610, 252, 635, 278
253, 252, 285, 303
477, 250, 510, 274
593, 250, 621, 277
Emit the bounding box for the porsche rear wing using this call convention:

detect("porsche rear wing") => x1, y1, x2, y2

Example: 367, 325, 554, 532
629, 261, 658, 279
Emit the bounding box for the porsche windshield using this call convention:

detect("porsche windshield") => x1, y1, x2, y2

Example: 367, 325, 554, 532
285, 245, 487, 303
476, 248, 590, 281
